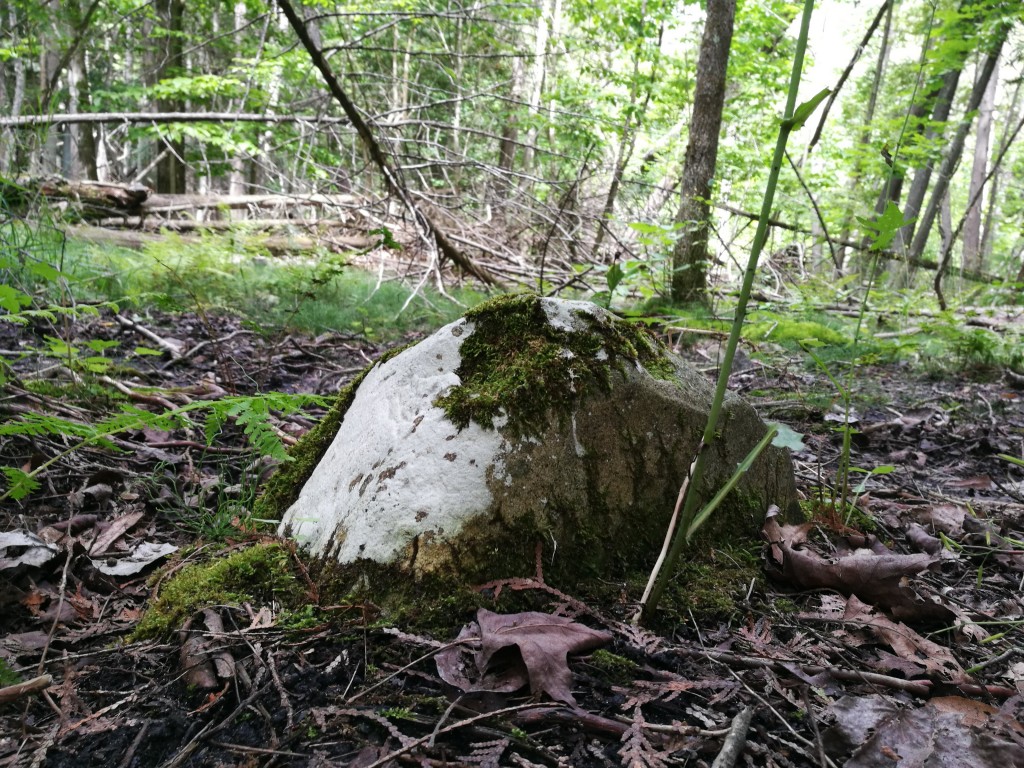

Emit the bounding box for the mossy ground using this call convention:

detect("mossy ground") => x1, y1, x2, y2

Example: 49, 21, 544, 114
131, 542, 306, 640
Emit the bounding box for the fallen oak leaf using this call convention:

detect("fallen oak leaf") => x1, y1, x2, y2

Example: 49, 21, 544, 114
824, 694, 1024, 768
842, 596, 963, 681
763, 516, 952, 622
437, 608, 612, 705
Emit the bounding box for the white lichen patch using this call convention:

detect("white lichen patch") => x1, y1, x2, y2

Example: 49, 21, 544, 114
279, 317, 507, 563
539, 297, 600, 333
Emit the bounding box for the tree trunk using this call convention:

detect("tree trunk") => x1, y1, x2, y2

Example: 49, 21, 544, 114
521, 0, 553, 182
228, 1, 248, 199
68, 12, 98, 181
909, 37, 1007, 263
37, 0, 62, 175
980, 75, 1022, 265
497, 56, 524, 179
670, 0, 736, 304
154, 0, 187, 194
898, 68, 960, 248
962, 58, 997, 272
0, 3, 26, 174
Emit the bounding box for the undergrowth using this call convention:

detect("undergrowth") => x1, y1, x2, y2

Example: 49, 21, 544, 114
0, 209, 491, 504
61, 233, 484, 341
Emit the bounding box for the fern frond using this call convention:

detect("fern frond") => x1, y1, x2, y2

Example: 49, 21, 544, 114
1, 466, 40, 501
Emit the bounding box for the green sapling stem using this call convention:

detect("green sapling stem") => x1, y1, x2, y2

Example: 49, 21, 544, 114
637, 0, 817, 623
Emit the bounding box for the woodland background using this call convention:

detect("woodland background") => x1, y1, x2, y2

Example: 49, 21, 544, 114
1, 0, 1022, 304
2, 2, 1024, 765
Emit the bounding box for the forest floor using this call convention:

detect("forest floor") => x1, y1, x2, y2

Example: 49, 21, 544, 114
1, 302, 1023, 767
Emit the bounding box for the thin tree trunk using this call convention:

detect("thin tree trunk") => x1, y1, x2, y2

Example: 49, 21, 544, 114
0, 4, 26, 174
228, 1, 248, 198
980, 75, 1022, 265
962, 58, 998, 272
497, 56, 524, 179
154, 0, 187, 194
67, 0, 98, 182
521, 0, 552, 179
898, 68, 960, 248
37, 0, 62, 175
670, 0, 736, 304
910, 37, 1006, 262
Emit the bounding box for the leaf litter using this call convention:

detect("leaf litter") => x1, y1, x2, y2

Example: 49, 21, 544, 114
0, 308, 1023, 766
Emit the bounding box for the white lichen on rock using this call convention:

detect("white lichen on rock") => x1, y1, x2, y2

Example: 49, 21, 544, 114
280, 317, 508, 562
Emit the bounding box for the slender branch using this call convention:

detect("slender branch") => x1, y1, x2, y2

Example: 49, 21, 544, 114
784, 150, 839, 270
0, 112, 351, 128
640, 0, 816, 622
807, 0, 892, 152
275, 0, 495, 285
40, 0, 104, 108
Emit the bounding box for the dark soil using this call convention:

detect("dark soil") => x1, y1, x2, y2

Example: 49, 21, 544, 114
2, 305, 1023, 767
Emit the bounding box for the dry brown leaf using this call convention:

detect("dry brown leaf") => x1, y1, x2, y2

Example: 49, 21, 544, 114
824, 694, 1024, 767
842, 596, 962, 680
436, 608, 611, 705
763, 517, 952, 621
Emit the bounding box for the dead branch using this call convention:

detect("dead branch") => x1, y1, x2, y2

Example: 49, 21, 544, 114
0, 112, 351, 128
717, 203, 1004, 284
275, 0, 496, 286
0, 674, 53, 704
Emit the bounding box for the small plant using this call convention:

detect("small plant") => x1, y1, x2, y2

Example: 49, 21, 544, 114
0, 658, 21, 687
637, 0, 823, 621
381, 707, 415, 720
0, 391, 325, 502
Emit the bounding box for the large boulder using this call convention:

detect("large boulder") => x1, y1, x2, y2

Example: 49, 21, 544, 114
265, 294, 798, 586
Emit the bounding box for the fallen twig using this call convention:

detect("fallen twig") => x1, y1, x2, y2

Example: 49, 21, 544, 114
0, 674, 53, 704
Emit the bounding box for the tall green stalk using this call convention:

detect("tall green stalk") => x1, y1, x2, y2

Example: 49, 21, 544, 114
638, 0, 819, 622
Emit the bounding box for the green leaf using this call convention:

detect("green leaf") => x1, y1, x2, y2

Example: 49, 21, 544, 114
0, 285, 31, 313
997, 453, 1024, 467
785, 87, 831, 131
133, 346, 164, 356
857, 202, 915, 251
27, 261, 61, 282
606, 262, 624, 294
768, 422, 805, 451
369, 226, 400, 250
84, 339, 119, 353
1, 467, 40, 501
851, 464, 896, 495
82, 356, 112, 373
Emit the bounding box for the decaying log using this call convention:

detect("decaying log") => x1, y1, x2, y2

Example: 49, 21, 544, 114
9, 176, 150, 212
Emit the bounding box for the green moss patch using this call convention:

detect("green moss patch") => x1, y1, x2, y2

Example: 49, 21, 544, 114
743, 315, 849, 347
435, 293, 669, 438
132, 543, 304, 640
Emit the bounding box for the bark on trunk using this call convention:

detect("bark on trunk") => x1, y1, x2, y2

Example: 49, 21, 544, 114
154, 0, 187, 194
670, 0, 736, 304
910, 38, 1006, 262
898, 69, 960, 248
962, 59, 997, 272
